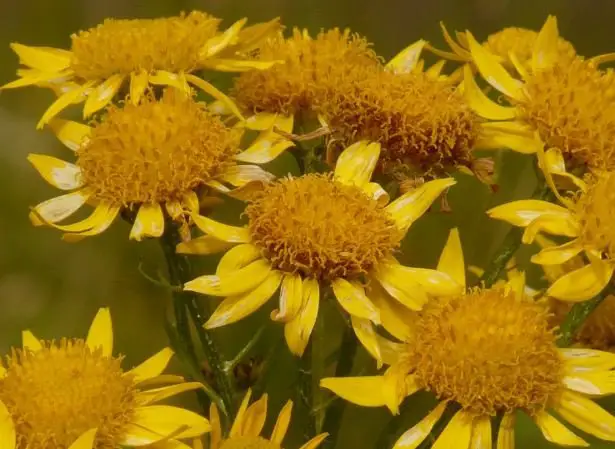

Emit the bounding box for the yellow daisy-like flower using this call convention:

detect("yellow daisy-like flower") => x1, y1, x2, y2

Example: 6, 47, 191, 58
200, 390, 327, 449
488, 171, 615, 302
2, 12, 281, 128
322, 229, 615, 448
29, 89, 277, 241
462, 16, 615, 183
179, 141, 459, 360
0, 308, 211, 449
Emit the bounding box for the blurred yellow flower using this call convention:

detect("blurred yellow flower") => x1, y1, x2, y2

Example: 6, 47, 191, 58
322, 229, 615, 448
29, 90, 276, 241
200, 390, 327, 449
1, 12, 281, 128
488, 171, 615, 302
179, 141, 459, 361
0, 308, 210, 449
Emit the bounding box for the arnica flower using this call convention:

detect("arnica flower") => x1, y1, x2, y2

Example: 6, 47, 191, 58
1, 11, 281, 128
0, 308, 211, 448
463, 15, 615, 182
488, 170, 615, 302
29, 90, 276, 241
178, 141, 459, 360
203, 389, 327, 449
322, 229, 615, 448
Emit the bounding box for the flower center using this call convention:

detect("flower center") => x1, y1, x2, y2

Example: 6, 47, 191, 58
407, 287, 563, 415
0, 339, 137, 449
314, 68, 479, 178
518, 58, 615, 171
574, 172, 615, 258
245, 174, 402, 280
232, 28, 380, 115
70, 12, 220, 80
77, 91, 240, 205
219, 436, 281, 449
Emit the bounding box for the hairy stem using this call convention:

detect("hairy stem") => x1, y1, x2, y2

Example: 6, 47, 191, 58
557, 291, 608, 346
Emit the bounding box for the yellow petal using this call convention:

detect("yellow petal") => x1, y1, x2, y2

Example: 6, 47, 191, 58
397, 265, 462, 297
244, 112, 279, 131
564, 370, 615, 396
475, 129, 543, 154
30, 189, 90, 226
10, 43, 71, 71
86, 307, 113, 356
437, 228, 466, 289
284, 278, 320, 356
28, 154, 82, 190
466, 32, 524, 101
184, 259, 271, 297
487, 200, 573, 227
272, 273, 304, 322
362, 182, 390, 206
176, 236, 234, 255
219, 165, 274, 187
216, 243, 262, 275
534, 411, 588, 447
547, 261, 614, 302
385, 178, 456, 232
432, 410, 473, 449
463, 65, 516, 120
393, 402, 448, 449
497, 413, 515, 449
123, 406, 211, 442
127, 347, 175, 383
0, 399, 16, 449
270, 400, 293, 444
367, 282, 416, 342
441, 23, 471, 58
241, 394, 268, 437
521, 213, 580, 244
37, 81, 94, 129
531, 239, 583, 265
22, 330, 42, 351
235, 131, 295, 164
201, 18, 247, 59
227, 17, 282, 54
561, 348, 615, 372
320, 376, 389, 407
469, 416, 492, 449
192, 214, 251, 243
137, 382, 204, 406
48, 118, 91, 151
149, 70, 190, 93
61, 205, 121, 242
331, 278, 380, 323
541, 148, 587, 191
553, 390, 615, 441
83, 74, 125, 117
129, 203, 164, 241
185, 74, 244, 120
231, 390, 253, 438
386, 40, 427, 74
204, 58, 282, 72
532, 16, 560, 72
130, 69, 149, 105
351, 316, 382, 367
299, 433, 328, 449
68, 428, 97, 449
334, 141, 381, 188
210, 403, 222, 449
425, 59, 447, 79
44, 201, 117, 232
204, 270, 283, 328
373, 263, 429, 311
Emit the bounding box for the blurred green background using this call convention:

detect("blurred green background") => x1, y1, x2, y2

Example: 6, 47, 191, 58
1, 0, 614, 447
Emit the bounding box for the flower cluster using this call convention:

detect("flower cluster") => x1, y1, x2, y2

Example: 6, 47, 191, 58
3, 10, 615, 449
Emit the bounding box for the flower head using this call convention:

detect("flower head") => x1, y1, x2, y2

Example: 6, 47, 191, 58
29, 90, 275, 241
0, 308, 210, 448
180, 141, 458, 360
322, 229, 615, 448
206, 390, 327, 449
2, 12, 281, 127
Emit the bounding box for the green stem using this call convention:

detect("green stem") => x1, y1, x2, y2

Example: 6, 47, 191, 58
298, 342, 317, 441
557, 291, 608, 346
224, 325, 266, 372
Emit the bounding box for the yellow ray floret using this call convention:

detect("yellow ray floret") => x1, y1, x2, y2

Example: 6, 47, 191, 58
0, 308, 210, 449
2, 12, 282, 127
321, 229, 615, 448
29, 90, 281, 241
180, 141, 460, 362
205, 389, 327, 449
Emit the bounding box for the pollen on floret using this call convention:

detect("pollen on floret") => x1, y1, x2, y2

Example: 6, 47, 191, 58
70, 11, 220, 80
551, 296, 615, 350
231, 28, 381, 116
77, 90, 241, 206
244, 174, 403, 280
405, 287, 563, 415
220, 437, 280, 449
517, 58, 615, 171
573, 171, 615, 258
0, 339, 138, 449
314, 66, 480, 178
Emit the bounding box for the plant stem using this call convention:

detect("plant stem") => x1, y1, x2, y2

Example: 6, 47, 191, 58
557, 291, 608, 346
298, 342, 317, 441
159, 224, 236, 426
224, 325, 266, 372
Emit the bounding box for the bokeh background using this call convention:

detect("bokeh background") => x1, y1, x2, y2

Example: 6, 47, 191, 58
1, 0, 614, 447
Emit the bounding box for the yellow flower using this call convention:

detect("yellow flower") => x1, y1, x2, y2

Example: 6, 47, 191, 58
0, 308, 210, 449
462, 16, 615, 184
200, 390, 327, 449
179, 141, 459, 361
2, 12, 281, 128
29, 90, 276, 241
321, 229, 615, 448
487, 171, 615, 302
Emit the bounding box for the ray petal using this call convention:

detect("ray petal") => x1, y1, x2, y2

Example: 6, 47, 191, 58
234, 131, 295, 164
201, 18, 247, 59
547, 261, 614, 302
129, 203, 165, 241
432, 410, 473, 449
270, 400, 293, 444
86, 307, 113, 356
241, 394, 268, 437
29, 189, 91, 226
130, 69, 149, 105
184, 259, 272, 297
298, 433, 328, 449
220, 165, 275, 187
469, 415, 492, 449
320, 376, 389, 407
330, 278, 380, 323
531, 239, 583, 265
137, 382, 204, 406
67, 428, 97, 449
176, 236, 235, 255
10, 43, 71, 72
563, 370, 615, 396
48, 118, 92, 152
561, 348, 615, 372
393, 402, 448, 449
127, 348, 175, 383
216, 243, 262, 275
334, 141, 381, 187
28, 154, 82, 190
0, 399, 16, 449
386, 40, 427, 74
149, 70, 190, 93
497, 413, 515, 449
437, 228, 466, 289
185, 74, 244, 120
553, 390, 615, 441
351, 316, 382, 367
83, 74, 126, 117
272, 273, 304, 322
532, 16, 560, 72
61, 205, 121, 242
367, 282, 416, 342
487, 200, 574, 227
191, 214, 251, 243
22, 330, 42, 351
284, 278, 319, 356
463, 65, 516, 120
230, 390, 253, 437
122, 406, 211, 442
37, 81, 95, 129
373, 263, 429, 311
